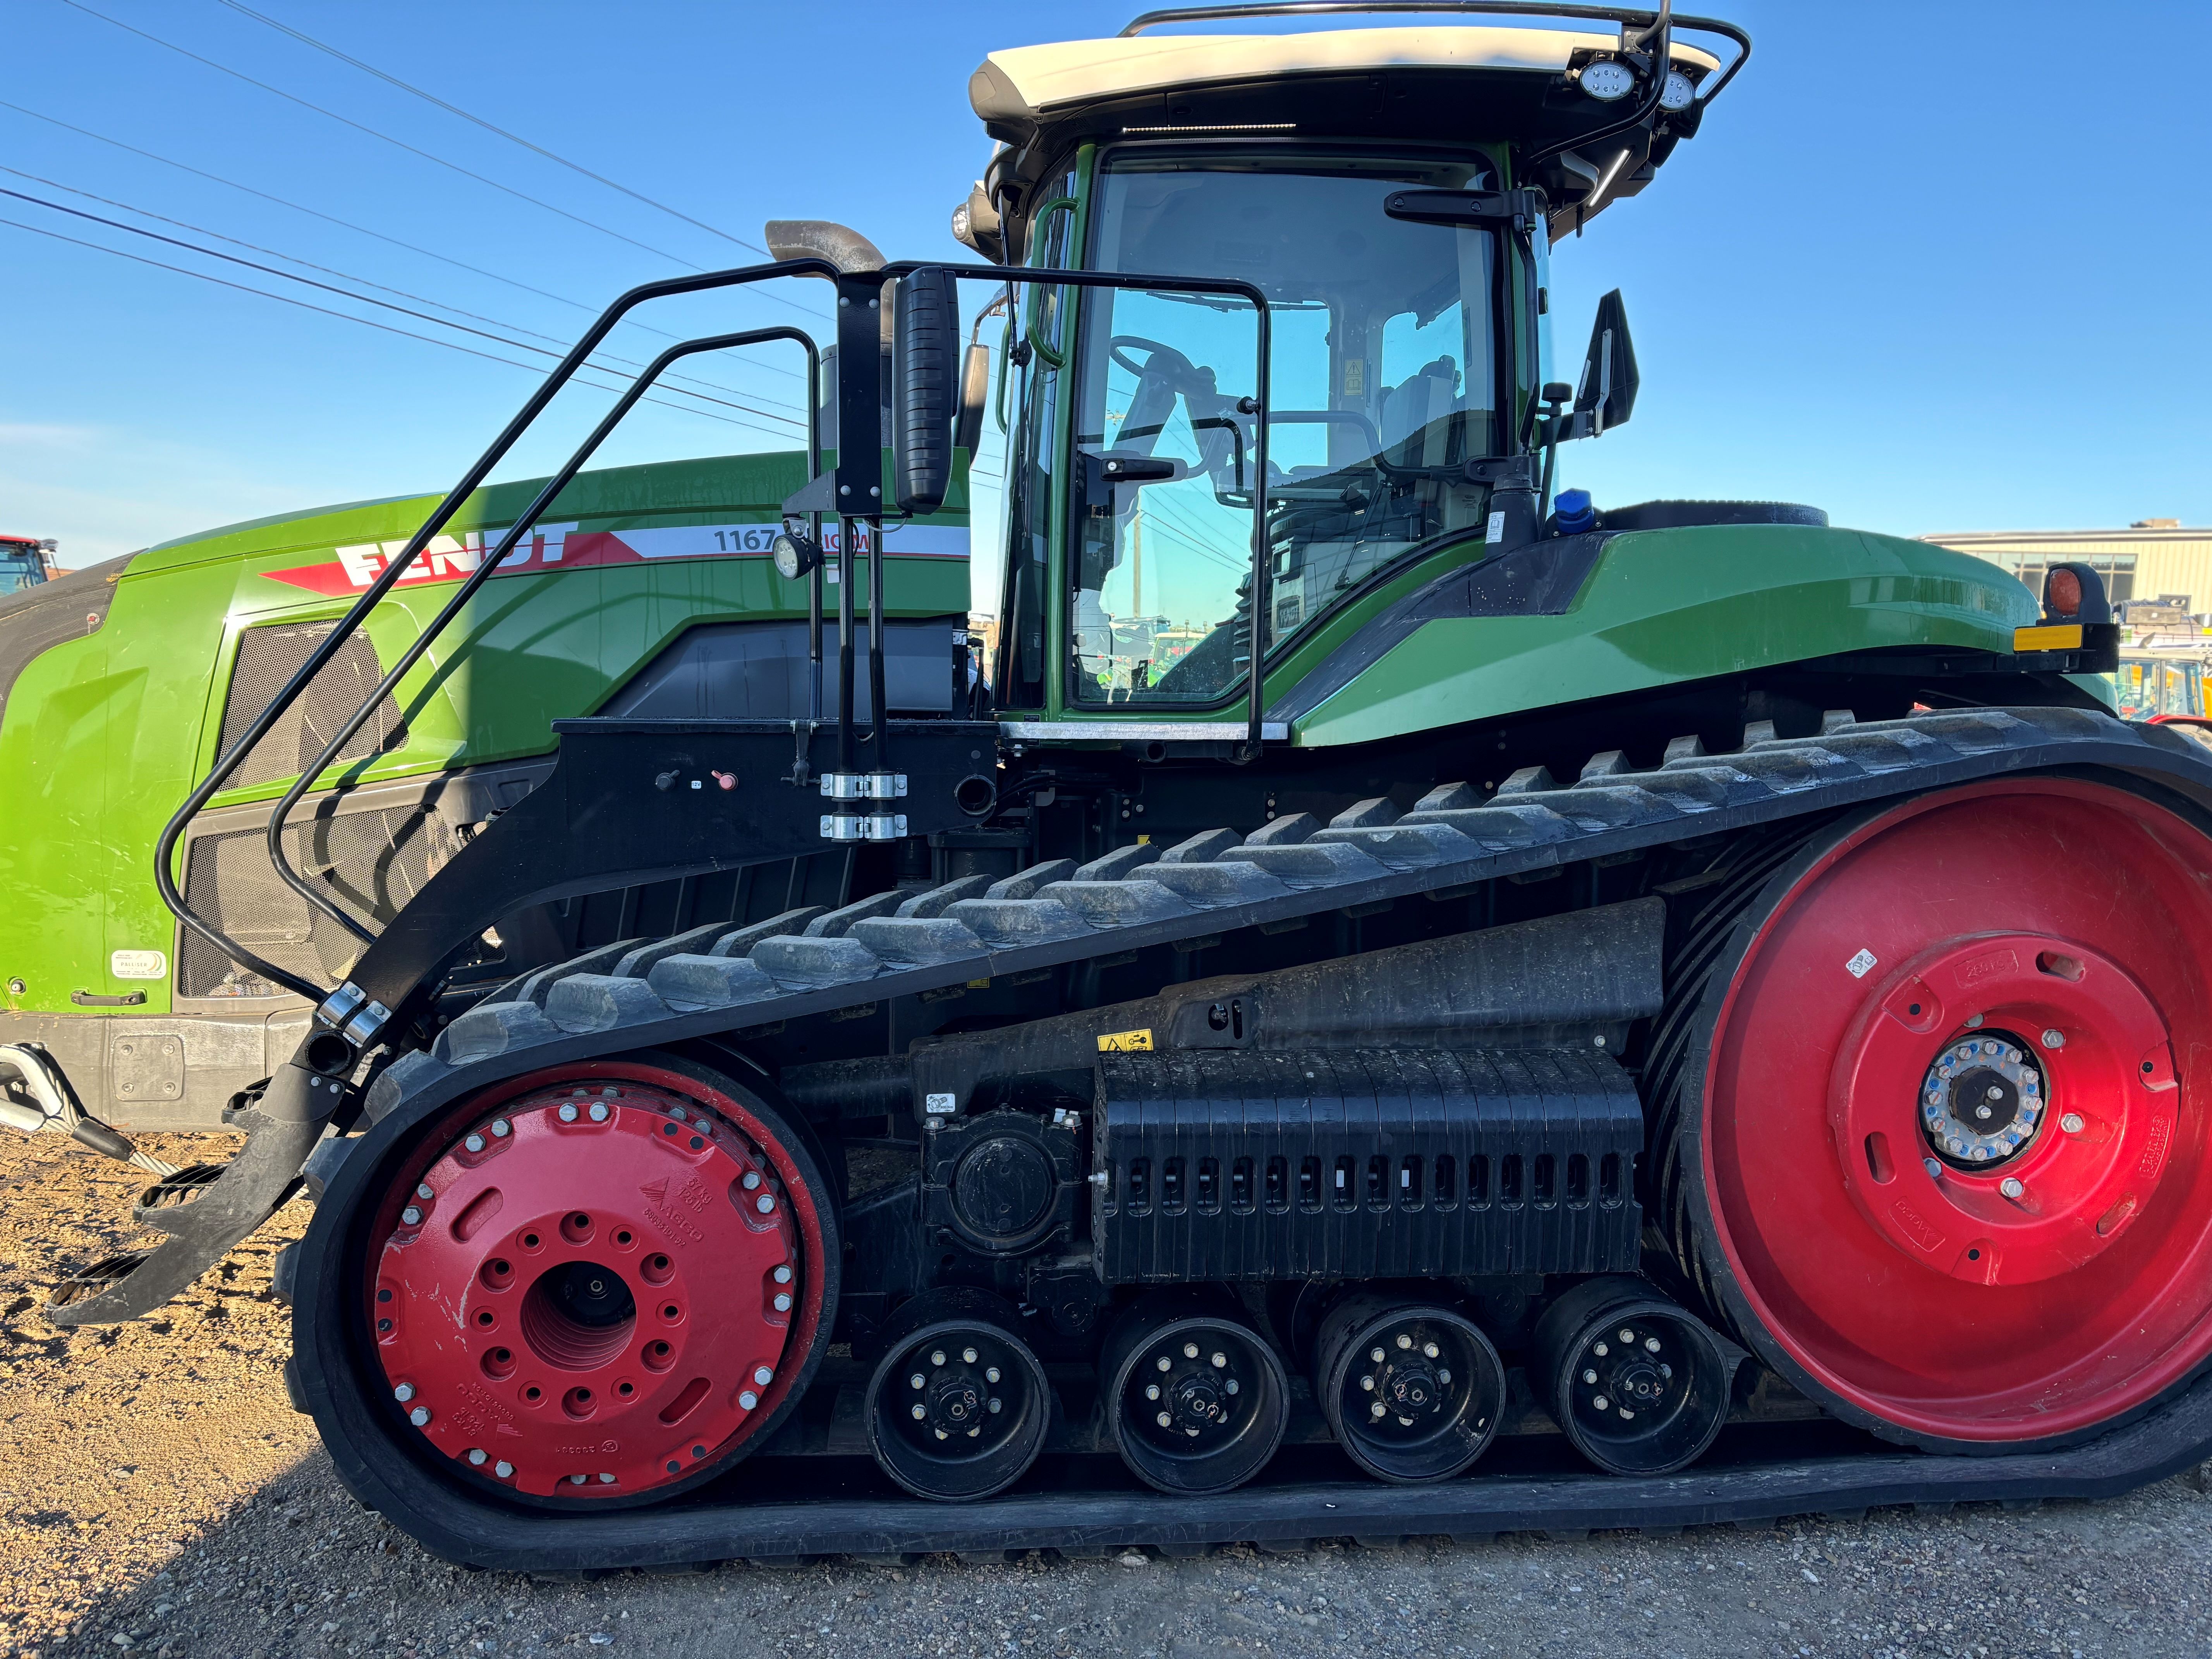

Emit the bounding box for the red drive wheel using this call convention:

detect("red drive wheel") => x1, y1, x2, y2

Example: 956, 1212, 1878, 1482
1678, 776, 2212, 1449
366, 1056, 835, 1504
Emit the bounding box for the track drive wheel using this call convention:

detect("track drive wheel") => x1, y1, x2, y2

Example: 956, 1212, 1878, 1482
361, 1053, 838, 1507
1102, 1292, 1289, 1495
1313, 1293, 1505, 1484
863, 1288, 1052, 1501
1659, 776, 2212, 1450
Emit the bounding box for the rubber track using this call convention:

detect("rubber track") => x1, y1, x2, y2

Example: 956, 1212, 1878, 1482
298, 705, 2212, 1567
362, 704, 2212, 1133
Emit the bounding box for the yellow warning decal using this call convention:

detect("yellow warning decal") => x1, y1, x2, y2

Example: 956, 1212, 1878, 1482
1097, 1028, 1155, 1053
2014, 623, 2084, 651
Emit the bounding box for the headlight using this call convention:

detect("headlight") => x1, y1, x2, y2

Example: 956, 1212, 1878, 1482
771, 529, 821, 581
1658, 70, 1697, 112
1576, 60, 1636, 102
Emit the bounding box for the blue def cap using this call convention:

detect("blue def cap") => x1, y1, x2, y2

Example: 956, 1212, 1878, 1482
1554, 488, 1596, 534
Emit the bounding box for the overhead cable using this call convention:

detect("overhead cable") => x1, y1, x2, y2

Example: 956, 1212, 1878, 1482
0, 99, 809, 380
212, 0, 771, 257
1, 166, 812, 422
0, 215, 792, 438
1, 187, 804, 432
53, 0, 823, 321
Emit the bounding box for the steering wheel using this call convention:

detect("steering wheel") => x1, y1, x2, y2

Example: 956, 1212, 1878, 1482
1109, 335, 1199, 384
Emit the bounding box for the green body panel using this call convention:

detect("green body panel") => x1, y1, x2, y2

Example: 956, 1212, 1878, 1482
0, 451, 969, 1019
1286, 525, 2041, 747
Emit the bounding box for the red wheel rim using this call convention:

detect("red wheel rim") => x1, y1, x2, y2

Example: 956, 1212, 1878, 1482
1700, 777, 2212, 1443
365, 1061, 829, 1499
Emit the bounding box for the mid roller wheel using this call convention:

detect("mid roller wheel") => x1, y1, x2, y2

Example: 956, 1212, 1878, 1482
1531, 1277, 1740, 1475
1312, 1293, 1505, 1483
863, 1288, 1052, 1501
1101, 1292, 1289, 1495
361, 1054, 838, 1507
1665, 776, 2212, 1450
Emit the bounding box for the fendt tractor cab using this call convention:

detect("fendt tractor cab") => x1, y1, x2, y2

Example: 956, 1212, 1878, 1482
14, 3, 2212, 1567
0, 534, 59, 594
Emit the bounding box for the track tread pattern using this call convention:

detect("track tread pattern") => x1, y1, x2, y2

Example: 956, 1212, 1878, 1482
385, 706, 2203, 1127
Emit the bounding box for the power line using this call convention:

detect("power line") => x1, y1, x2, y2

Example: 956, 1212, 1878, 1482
0, 99, 809, 380
53, 0, 824, 321
212, 0, 769, 258
0, 214, 796, 438
2, 184, 807, 432
1, 165, 814, 423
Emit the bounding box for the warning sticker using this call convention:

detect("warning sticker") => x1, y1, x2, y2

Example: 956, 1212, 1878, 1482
1096, 1029, 1155, 1053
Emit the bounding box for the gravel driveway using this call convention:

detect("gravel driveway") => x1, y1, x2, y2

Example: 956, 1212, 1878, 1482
7, 1132, 2212, 1659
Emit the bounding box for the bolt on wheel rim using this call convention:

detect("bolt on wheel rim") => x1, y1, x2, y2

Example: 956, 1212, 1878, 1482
369, 1077, 809, 1501
1105, 1310, 1288, 1495
1317, 1300, 1505, 1484
863, 1315, 1049, 1501
1698, 778, 2212, 1443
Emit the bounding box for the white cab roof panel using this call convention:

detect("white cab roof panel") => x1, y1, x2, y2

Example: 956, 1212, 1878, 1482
973, 26, 1719, 122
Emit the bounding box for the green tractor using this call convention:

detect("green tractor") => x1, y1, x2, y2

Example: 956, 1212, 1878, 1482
18, 0, 2212, 1565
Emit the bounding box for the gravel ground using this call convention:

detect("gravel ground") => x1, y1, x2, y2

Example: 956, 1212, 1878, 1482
8, 1132, 2212, 1659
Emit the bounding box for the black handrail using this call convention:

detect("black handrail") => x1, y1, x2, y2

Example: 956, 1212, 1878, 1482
1116, 1, 1750, 108
154, 258, 838, 1002
264, 327, 822, 948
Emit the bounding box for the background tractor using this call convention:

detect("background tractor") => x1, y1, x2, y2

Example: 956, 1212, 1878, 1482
16, 0, 2212, 1568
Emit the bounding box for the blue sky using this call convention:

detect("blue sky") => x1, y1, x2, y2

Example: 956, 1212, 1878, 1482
3, 0, 2207, 594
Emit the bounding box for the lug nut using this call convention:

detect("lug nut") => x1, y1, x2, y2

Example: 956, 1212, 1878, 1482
1924, 1158, 1943, 1178
756, 1195, 775, 1214
910, 1373, 926, 1389
931, 1351, 947, 1367
985, 1367, 1000, 1384
490, 1118, 510, 1138
409, 1406, 431, 1427
2001, 1177, 2026, 1199
1146, 1384, 1161, 1400
393, 1383, 415, 1402
2042, 1029, 2065, 1049
743, 1170, 761, 1190
494, 1461, 514, 1478
589, 1103, 609, 1123
558, 1104, 578, 1123
1225, 1379, 1240, 1394
1424, 1343, 1440, 1359
416, 1183, 434, 1200
464, 1133, 485, 1152
1592, 1396, 1609, 1411
1156, 1411, 1173, 1428
1211, 1352, 1227, 1368
773, 1264, 792, 1284
739, 1390, 759, 1410
1396, 1334, 1413, 1349
754, 1366, 774, 1387
1183, 1343, 1199, 1359
400, 1206, 422, 1225
2061, 1113, 2085, 1133
962, 1347, 979, 1364
1583, 1369, 1598, 1385
773, 1293, 792, 1312
1156, 1356, 1171, 1372
598, 1473, 616, 1485
467, 1449, 487, 1466
1370, 1348, 1386, 1364
988, 1398, 1003, 1414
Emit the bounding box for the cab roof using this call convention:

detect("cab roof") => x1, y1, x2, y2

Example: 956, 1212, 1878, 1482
970, 6, 1747, 247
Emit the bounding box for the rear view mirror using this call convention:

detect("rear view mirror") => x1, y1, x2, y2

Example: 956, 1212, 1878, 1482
892, 268, 960, 514
955, 339, 991, 457
1573, 289, 1639, 437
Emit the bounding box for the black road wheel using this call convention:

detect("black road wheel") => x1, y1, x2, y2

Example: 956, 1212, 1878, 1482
863, 1288, 1051, 1501
1531, 1276, 1740, 1476
1314, 1293, 1505, 1483
1101, 1291, 1288, 1495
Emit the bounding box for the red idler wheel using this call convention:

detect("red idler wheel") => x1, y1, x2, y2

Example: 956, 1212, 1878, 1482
1685, 776, 2212, 1449
368, 1061, 829, 1501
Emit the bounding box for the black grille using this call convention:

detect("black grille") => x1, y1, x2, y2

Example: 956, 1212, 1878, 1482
1092, 1048, 1644, 1283
216, 622, 406, 792
177, 801, 450, 997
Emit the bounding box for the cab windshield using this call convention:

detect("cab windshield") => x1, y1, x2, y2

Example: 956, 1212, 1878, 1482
1071, 147, 1502, 704
0, 544, 45, 596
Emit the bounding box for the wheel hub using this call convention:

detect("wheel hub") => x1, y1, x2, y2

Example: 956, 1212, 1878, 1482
370, 1080, 805, 1500
1361, 1334, 1452, 1427
908, 1344, 999, 1440
1920, 1033, 2044, 1166
1832, 930, 2178, 1286
1574, 1322, 1677, 1425
1140, 1340, 1242, 1440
